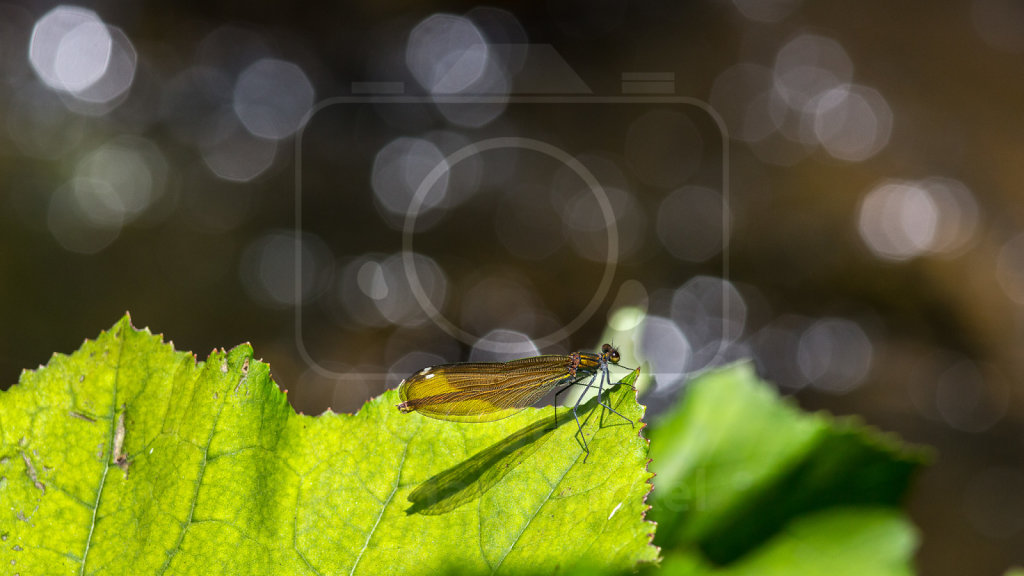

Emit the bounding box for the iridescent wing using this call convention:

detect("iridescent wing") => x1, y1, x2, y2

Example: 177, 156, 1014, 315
396, 355, 577, 423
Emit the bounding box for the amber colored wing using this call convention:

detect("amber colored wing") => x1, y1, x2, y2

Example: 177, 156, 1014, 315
397, 355, 576, 423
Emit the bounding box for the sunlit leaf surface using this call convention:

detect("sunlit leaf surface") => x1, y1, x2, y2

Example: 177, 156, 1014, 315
0, 316, 657, 575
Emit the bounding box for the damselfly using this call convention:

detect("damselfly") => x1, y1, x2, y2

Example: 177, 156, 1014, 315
396, 343, 632, 460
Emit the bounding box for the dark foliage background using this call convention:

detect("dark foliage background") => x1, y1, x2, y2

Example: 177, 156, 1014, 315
2, 1, 1022, 574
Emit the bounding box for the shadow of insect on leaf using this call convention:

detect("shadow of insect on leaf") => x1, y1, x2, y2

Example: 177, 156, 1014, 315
405, 409, 574, 516
405, 379, 637, 516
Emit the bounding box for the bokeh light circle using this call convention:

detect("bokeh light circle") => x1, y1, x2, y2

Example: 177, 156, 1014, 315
406, 14, 489, 94
858, 178, 980, 261
233, 58, 314, 140
29, 6, 110, 94
796, 317, 873, 393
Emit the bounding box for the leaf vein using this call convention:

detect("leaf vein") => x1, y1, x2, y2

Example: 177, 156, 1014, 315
291, 470, 326, 576
348, 443, 408, 576
78, 326, 124, 575
489, 462, 564, 574
155, 363, 230, 575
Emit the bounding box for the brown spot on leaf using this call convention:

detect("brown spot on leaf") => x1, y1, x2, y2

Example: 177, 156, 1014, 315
69, 411, 95, 423
112, 405, 128, 477
20, 453, 44, 494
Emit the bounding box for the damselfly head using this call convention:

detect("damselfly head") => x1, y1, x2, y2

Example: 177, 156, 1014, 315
601, 343, 621, 364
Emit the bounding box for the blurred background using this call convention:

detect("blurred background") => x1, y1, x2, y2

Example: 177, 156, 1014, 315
1, 0, 1022, 573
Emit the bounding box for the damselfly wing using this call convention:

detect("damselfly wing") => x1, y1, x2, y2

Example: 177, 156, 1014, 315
396, 343, 631, 459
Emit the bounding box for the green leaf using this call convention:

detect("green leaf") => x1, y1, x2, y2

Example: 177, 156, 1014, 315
657, 508, 917, 576
0, 316, 657, 574
647, 363, 929, 566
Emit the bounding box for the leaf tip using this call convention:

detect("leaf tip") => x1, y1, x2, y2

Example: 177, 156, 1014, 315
831, 414, 936, 466
113, 311, 134, 334
229, 342, 255, 357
